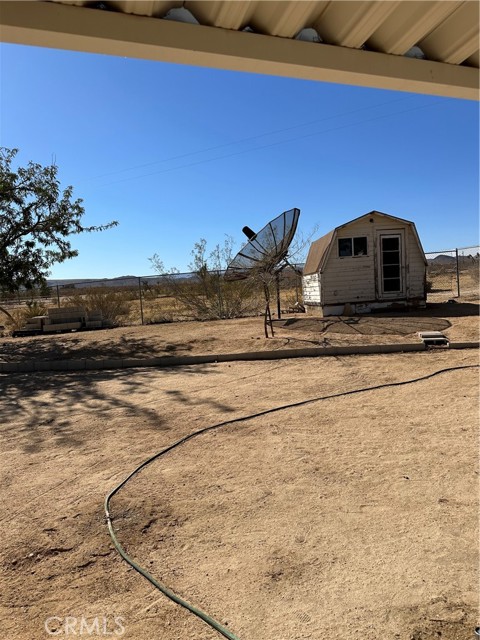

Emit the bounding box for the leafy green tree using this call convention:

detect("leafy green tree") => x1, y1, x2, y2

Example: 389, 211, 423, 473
0, 147, 117, 317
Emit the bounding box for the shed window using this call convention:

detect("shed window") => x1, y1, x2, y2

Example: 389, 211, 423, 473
338, 236, 368, 257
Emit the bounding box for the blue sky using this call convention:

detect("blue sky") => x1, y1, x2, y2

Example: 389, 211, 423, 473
1, 43, 478, 279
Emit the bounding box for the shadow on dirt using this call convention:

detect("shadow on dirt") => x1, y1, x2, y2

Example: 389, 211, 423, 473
423, 301, 479, 318
278, 316, 452, 337
0, 363, 224, 454
0, 333, 198, 363
278, 302, 478, 337
164, 388, 235, 415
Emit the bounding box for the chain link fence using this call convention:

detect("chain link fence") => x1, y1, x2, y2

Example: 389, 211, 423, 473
1, 248, 478, 331
0, 266, 304, 329
426, 245, 479, 301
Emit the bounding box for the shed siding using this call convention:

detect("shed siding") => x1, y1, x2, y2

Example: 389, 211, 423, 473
322, 217, 379, 304
321, 214, 425, 305
405, 226, 426, 298
302, 273, 321, 304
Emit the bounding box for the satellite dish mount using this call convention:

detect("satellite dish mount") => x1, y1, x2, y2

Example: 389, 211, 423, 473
225, 208, 300, 338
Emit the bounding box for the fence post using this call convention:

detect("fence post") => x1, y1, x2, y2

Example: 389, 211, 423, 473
276, 273, 281, 319
138, 278, 144, 325
215, 270, 224, 318
56, 285, 61, 308
455, 248, 461, 298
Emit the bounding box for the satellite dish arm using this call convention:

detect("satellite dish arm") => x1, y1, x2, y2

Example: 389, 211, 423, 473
283, 258, 303, 275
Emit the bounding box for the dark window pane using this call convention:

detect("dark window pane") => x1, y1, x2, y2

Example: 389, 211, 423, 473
383, 278, 401, 292
338, 238, 352, 257
353, 237, 368, 256
383, 265, 400, 278
382, 251, 400, 265
382, 237, 399, 251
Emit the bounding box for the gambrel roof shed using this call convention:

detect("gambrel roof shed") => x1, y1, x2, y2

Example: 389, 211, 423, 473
304, 211, 426, 275
302, 211, 427, 316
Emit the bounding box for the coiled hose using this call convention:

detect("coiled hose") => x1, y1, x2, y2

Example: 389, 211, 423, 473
105, 363, 478, 639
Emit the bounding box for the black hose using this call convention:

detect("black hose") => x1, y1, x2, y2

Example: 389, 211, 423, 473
105, 363, 478, 639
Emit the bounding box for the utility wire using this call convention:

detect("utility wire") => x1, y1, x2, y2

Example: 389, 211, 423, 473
105, 363, 478, 640
83, 95, 415, 183
96, 99, 441, 188
92, 99, 442, 189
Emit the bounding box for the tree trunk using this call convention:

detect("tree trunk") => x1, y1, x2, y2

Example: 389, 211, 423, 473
0, 305, 15, 322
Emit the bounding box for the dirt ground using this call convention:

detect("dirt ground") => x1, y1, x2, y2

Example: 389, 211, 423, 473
1, 345, 478, 639
0, 300, 478, 363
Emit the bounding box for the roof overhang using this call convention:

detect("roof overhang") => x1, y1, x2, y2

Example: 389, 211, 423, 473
0, 1, 478, 100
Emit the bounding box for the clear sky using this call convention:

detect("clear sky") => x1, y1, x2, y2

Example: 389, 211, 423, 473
1, 42, 478, 279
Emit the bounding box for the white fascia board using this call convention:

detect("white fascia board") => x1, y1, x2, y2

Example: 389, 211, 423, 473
0, 1, 478, 100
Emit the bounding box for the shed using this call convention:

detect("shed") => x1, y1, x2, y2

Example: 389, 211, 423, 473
302, 211, 427, 316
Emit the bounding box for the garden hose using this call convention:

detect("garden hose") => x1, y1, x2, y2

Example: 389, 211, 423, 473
105, 363, 478, 639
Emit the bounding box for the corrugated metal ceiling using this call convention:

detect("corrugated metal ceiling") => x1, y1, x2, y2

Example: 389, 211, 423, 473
51, 0, 479, 69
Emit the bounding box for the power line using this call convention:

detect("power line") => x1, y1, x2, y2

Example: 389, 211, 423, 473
92, 99, 442, 190
82, 95, 416, 183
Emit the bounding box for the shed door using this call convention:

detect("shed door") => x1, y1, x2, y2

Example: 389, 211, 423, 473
377, 231, 405, 298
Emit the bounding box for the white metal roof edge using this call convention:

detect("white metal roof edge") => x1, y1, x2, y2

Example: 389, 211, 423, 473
0, 1, 478, 100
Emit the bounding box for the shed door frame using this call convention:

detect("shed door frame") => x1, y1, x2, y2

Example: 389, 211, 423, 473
376, 230, 406, 299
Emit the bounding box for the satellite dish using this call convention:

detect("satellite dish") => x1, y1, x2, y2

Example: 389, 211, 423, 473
224, 208, 300, 337
224, 208, 300, 282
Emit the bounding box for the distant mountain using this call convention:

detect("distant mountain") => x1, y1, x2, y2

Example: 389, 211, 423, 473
47, 276, 140, 288
47, 278, 101, 286
46, 273, 196, 289
427, 254, 456, 265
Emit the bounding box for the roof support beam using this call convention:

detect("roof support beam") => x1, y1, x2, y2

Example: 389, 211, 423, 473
0, 1, 478, 100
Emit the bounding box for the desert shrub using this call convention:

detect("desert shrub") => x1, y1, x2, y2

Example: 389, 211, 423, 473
282, 289, 304, 311
140, 281, 172, 301
141, 294, 179, 324
65, 290, 130, 325
150, 239, 265, 320
278, 269, 303, 310
466, 263, 479, 284
3, 300, 48, 332
159, 270, 263, 320
149, 237, 307, 322
145, 310, 175, 324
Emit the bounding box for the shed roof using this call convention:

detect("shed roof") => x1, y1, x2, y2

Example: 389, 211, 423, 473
303, 230, 334, 276
303, 211, 426, 275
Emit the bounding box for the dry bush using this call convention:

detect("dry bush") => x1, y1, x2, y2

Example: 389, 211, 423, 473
159, 271, 264, 321
149, 238, 267, 321
426, 268, 456, 293
65, 290, 130, 325
465, 263, 479, 284
278, 269, 303, 310
458, 265, 480, 301
126, 295, 180, 325
281, 287, 303, 311
142, 297, 178, 324
2, 301, 48, 332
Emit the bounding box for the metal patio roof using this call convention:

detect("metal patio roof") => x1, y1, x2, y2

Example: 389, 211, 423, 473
1, 1, 479, 99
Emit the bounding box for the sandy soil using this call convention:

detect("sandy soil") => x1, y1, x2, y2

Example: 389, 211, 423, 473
0, 300, 478, 363
1, 347, 478, 640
